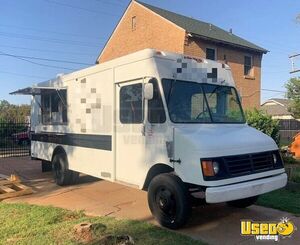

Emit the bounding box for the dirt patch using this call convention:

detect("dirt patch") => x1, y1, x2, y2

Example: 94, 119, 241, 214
73, 222, 106, 244
73, 222, 134, 245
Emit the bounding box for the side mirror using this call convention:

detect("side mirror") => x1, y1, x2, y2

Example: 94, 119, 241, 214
144, 83, 154, 100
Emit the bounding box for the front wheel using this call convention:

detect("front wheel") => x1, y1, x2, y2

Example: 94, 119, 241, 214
226, 196, 258, 208
147, 173, 191, 229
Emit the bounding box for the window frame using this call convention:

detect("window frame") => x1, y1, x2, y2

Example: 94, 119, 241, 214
147, 78, 166, 124
244, 55, 253, 76
161, 78, 246, 124
206, 47, 217, 61
119, 83, 144, 124
131, 16, 137, 31
41, 89, 68, 125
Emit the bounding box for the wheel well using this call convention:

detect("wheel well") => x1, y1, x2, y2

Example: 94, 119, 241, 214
142, 164, 174, 191
51, 146, 67, 163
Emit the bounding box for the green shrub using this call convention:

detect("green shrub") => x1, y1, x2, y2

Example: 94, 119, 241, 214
290, 167, 300, 183
283, 155, 298, 165
245, 109, 280, 145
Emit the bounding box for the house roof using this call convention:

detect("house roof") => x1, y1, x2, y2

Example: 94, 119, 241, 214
137, 1, 268, 54
261, 98, 292, 116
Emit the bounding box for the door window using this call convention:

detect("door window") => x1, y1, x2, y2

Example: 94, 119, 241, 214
148, 79, 166, 123
120, 83, 143, 124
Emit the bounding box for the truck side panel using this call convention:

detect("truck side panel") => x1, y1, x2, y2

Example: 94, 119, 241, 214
32, 68, 115, 181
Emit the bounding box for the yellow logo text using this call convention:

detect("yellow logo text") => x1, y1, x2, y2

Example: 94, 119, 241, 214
241, 218, 295, 241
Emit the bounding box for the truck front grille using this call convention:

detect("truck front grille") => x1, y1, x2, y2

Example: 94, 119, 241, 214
225, 151, 279, 176
201, 150, 284, 181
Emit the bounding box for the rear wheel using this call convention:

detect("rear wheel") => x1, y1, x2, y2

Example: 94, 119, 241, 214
226, 196, 258, 208
52, 153, 79, 186
148, 173, 191, 229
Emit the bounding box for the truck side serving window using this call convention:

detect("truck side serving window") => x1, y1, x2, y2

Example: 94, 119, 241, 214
148, 79, 166, 123
41, 90, 67, 125
41, 92, 51, 124
120, 83, 143, 124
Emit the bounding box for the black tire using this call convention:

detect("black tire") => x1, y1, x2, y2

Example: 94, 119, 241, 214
41, 160, 52, 172
147, 173, 191, 229
227, 196, 258, 208
52, 153, 78, 186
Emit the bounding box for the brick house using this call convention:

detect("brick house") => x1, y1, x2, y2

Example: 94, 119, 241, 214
96, 0, 267, 108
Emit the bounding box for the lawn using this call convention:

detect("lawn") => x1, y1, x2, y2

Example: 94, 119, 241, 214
257, 186, 300, 216
290, 167, 300, 183
0, 203, 204, 245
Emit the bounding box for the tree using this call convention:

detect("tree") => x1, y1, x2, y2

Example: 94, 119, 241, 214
0, 100, 30, 122
285, 77, 300, 118
245, 109, 280, 145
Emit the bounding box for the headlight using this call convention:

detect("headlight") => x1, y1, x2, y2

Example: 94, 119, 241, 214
213, 161, 220, 174
273, 153, 277, 164
201, 160, 220, 176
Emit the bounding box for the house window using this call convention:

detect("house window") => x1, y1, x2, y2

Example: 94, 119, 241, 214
41, 90, 67, 124
132, 16, 136, 31
206, 48, 216, 60
120, 83, 143, 124
244, 55, 253, 76
148, 79, 166, 123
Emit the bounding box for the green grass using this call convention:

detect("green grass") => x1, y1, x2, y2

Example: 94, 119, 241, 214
257, 187, 300, 216
290, 167, 300, 183
0, 203, 204, 245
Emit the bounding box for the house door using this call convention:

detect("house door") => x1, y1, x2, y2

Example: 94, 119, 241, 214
115, 79, 146, 186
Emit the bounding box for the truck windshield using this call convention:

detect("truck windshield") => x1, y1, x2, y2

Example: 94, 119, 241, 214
162, 79, 245, 123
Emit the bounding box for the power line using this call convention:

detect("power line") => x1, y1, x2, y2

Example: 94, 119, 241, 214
0, 44, 95, 56
0, 24, 102, 40
243, 89, 286, 98
0, 52, 92, 66
0, 70, 48, 79
289, 54, 300, 59
43, 0, 120, 16
0, 31, 101, 47
0, 51, 76, 71
95, 0, 127, 8
262, 89, 286, 93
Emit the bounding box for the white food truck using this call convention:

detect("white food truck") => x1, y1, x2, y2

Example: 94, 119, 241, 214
12, 49, 287, 229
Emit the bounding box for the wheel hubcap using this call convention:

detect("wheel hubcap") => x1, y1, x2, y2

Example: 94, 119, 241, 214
156, 187, 176, 219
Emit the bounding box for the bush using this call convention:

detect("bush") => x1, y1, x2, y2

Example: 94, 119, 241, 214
282, 155, 298, 165
245, 109, 280, 145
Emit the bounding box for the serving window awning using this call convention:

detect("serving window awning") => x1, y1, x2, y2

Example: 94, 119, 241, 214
10, 86, 67, 95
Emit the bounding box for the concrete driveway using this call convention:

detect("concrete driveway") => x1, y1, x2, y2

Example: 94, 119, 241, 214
1, 157, 299, 245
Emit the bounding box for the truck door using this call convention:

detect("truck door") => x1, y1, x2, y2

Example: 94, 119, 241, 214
115, 79, 146, 186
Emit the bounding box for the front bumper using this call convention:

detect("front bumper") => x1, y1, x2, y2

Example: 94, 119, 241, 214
205, 173, 287, 203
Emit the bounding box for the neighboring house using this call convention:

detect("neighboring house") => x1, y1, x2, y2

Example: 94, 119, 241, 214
262, 98, 300, 144
96, 0, 268, 109
261, 98, 293, 119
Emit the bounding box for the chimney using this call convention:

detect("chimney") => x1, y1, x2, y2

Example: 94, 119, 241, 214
229, 28, 233, 34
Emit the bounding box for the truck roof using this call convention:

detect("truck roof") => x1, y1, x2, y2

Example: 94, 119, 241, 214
11, 49, 234, 95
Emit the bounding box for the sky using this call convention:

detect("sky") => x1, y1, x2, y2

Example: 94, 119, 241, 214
0, 0, 300, 105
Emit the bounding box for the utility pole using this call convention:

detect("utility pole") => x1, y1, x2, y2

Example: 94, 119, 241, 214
289, 54, 300, 74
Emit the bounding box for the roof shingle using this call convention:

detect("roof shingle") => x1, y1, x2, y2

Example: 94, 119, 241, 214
137, 1, 268, 53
